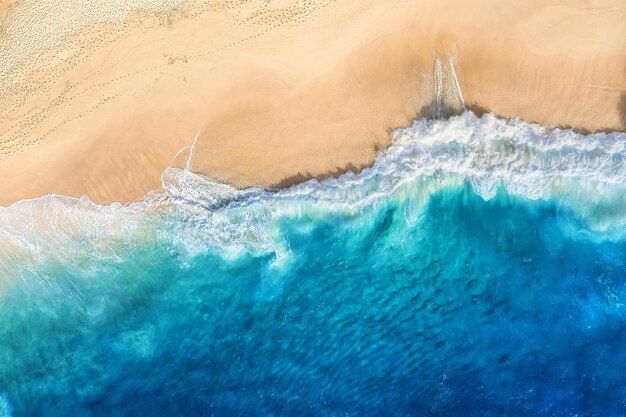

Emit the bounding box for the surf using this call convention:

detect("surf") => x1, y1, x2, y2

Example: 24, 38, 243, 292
1, 112, 626, 415
2, 112, 626, 268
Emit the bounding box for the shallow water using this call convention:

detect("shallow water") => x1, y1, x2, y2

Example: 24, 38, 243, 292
1, 113, 625, 416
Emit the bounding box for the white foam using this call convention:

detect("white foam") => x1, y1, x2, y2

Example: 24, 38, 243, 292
255, 112, 626, 207
161, 113, 626, 256
1, 112, 626, 269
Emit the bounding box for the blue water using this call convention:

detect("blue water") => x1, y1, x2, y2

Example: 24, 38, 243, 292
1, 113, 625, 416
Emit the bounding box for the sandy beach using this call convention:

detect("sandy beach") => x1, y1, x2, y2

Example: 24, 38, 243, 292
0, 0, 624, 205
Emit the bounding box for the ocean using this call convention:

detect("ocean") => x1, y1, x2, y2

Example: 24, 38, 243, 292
1, 112, 625, 416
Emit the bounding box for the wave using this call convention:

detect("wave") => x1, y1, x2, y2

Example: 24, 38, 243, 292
164, 112, 626, 227
2, 112, 626, 271
161, 112, 626, 205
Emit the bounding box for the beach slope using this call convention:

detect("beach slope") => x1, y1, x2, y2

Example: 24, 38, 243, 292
0, 0, 624, 205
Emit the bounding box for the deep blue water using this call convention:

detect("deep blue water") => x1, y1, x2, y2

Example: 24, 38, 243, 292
1, 114, 625, 416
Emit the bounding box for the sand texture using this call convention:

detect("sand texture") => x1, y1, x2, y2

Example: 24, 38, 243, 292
0, 0, 625, 205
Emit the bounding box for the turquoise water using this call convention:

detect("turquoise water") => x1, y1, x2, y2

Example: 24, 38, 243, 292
1, 113, 625, 416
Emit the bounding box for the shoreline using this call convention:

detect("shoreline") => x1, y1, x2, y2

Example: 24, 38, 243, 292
0, 0, 624, 206
3, 109, 625, 210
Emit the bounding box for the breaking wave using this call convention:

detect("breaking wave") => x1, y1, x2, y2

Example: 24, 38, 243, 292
167, 112, 626, 250
1, 112, 626, 416
2, 112, 626, 270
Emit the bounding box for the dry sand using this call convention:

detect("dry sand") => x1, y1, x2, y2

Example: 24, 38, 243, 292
0, 0, 624, 205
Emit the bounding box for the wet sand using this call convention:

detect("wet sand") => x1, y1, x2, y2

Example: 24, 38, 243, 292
0, 0, 624, 205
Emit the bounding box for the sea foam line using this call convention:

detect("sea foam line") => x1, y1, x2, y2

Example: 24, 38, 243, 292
163, 111, 626, 208
2, 112, 626, 267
